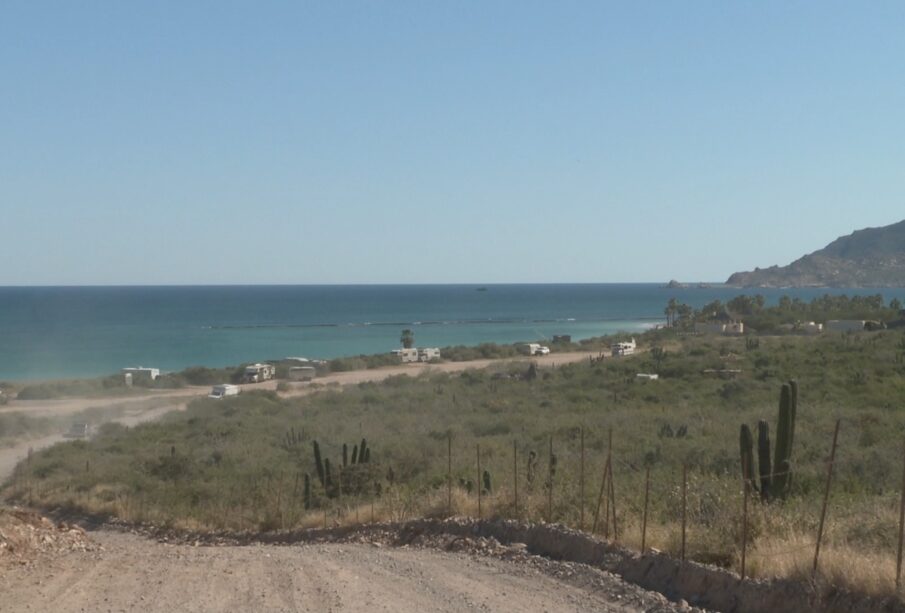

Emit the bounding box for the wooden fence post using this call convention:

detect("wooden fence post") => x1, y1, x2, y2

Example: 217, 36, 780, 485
513, 440, 518, 518
547, 435, 554, 522
813, 419, 841, 575
580, 427, 585, 531
477, 443, 482, 519
741, 454, 750, 580
447, 432, 452, 516
592, 456, 610, 533
681, 464, 687, 562
608, 456, 618, 541
897, 441, 905, 592
641, 465, 650, 552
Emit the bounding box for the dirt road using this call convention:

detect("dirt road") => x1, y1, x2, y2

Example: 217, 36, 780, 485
0, 400, 187, 483
0, 530, 682, 613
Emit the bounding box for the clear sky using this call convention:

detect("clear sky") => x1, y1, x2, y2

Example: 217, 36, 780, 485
2, 2, 904, 285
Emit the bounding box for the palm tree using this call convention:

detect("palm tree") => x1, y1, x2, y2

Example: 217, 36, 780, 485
665, 298, 679, 327
400, 329, 415, 349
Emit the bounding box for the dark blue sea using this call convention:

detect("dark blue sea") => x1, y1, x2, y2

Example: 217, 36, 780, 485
1, 284, 904, 381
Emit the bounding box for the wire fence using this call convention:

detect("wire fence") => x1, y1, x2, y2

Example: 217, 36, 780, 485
10, 417, 905, 592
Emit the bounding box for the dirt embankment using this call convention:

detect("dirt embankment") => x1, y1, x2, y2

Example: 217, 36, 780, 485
57, 515, 905, 613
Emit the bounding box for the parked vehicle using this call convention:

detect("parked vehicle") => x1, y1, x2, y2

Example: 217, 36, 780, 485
611, 338, 637, 357
288, 366, 317, 381
243, 363, 275, 383
534, 345, 551, 356
209, 384, 240, 399
64, 423, 91, 439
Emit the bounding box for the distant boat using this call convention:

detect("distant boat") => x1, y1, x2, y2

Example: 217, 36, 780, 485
476, 287, 488, 292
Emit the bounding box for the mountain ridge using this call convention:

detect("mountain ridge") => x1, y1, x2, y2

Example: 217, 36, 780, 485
727, 219, 905, 288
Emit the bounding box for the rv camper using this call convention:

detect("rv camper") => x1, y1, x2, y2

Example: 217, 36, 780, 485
391, 348, 420, 363
243, 363, 275, 383
611, 338, 637, 357
418, 347, 441, 362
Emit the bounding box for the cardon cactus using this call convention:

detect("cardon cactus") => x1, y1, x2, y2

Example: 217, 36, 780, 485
342, 443, 348, 467
757, 420, 772, 501
313, 440, 325, 486
739, 424, 756, 490
351, 444, 359, 464
771, 383, 794, 499
324, 458, 333, 492
482, 470, 492, 494
739, 381, 798, 502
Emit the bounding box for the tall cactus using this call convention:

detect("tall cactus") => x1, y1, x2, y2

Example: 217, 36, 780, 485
324, 458, 334, 493
738, 381, 798, 502
313, 440, 325, 486
757, 420, 772, 501
359, 438, 368, 463
342, 443, 348, 467
303, 473, 311, 509
739, 424, 756, 490
351, 444, 359, 465
771, 383, 794, 499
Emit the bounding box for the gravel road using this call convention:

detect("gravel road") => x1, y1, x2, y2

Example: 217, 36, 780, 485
0, 530, 685, 613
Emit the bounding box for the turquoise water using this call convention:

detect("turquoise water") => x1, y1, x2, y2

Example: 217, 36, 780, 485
1, 284, 904, 381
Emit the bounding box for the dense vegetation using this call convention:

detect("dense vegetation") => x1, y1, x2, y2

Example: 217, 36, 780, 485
7, 326, 905, 594
664, 292, 903, 334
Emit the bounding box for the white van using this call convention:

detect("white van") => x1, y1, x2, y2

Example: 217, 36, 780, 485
209, 384, 240, 399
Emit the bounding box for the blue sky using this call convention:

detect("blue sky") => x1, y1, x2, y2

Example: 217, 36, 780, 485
2, 2, 903, 285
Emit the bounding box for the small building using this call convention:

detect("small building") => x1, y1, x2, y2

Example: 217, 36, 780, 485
391, 348, 420, 363
552, 335, 572, 343
825, 320, 866, 332
418, 347, 441, 362
636, 373, 659, 381
243, 363, 275, 383
288, 366, 317, 381
121, 367, 160, 381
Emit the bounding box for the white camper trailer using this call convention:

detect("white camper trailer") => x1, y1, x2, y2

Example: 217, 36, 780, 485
418, 347, 441, 362
391, 348, 420, 363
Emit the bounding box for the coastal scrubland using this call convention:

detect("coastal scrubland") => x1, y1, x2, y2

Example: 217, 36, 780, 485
6, 324, 905, 597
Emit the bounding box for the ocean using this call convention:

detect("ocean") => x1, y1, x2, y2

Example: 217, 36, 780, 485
2, 284, 904, 381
